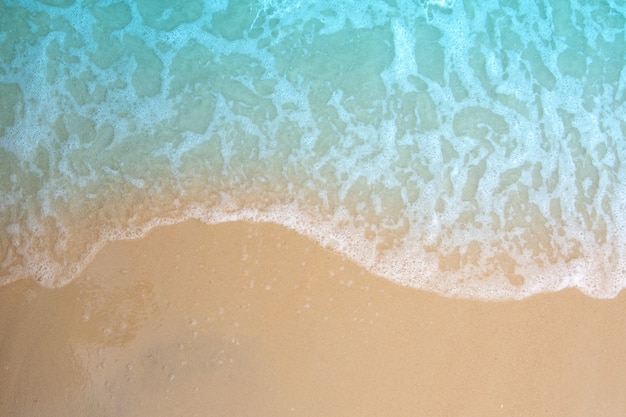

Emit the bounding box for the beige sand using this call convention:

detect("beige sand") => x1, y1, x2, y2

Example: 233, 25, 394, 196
1, 220, 625, 416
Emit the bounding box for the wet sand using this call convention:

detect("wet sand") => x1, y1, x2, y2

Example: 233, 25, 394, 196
1, 220, 626, 417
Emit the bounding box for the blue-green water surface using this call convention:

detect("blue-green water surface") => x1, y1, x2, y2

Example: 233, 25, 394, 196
1, 0, 625, 299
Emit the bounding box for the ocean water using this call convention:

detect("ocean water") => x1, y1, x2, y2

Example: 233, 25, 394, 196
1, 0, 625, 299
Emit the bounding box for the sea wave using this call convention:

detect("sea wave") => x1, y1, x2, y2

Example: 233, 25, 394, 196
1, 0, 625, 299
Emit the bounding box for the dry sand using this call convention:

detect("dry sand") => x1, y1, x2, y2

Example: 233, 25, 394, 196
1, 220, 626, 416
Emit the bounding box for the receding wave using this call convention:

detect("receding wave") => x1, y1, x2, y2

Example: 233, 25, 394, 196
1, 0, 625, 299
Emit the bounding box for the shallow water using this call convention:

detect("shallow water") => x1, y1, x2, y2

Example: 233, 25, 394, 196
1, 0, 625, 299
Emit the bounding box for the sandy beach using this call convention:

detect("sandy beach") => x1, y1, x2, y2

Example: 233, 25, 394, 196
3, 1, 625, 416
1, 220, 625, 416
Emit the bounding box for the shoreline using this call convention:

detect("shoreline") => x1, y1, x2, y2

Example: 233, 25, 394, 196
2, 220, 626, 416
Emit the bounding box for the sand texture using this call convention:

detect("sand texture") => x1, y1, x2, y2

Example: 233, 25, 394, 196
1, 220, 626, 416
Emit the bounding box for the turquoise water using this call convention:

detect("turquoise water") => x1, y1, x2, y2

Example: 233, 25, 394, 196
1, 0, 625, 299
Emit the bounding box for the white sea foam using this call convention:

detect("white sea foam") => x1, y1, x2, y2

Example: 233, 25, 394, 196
1, 0, 625, 299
